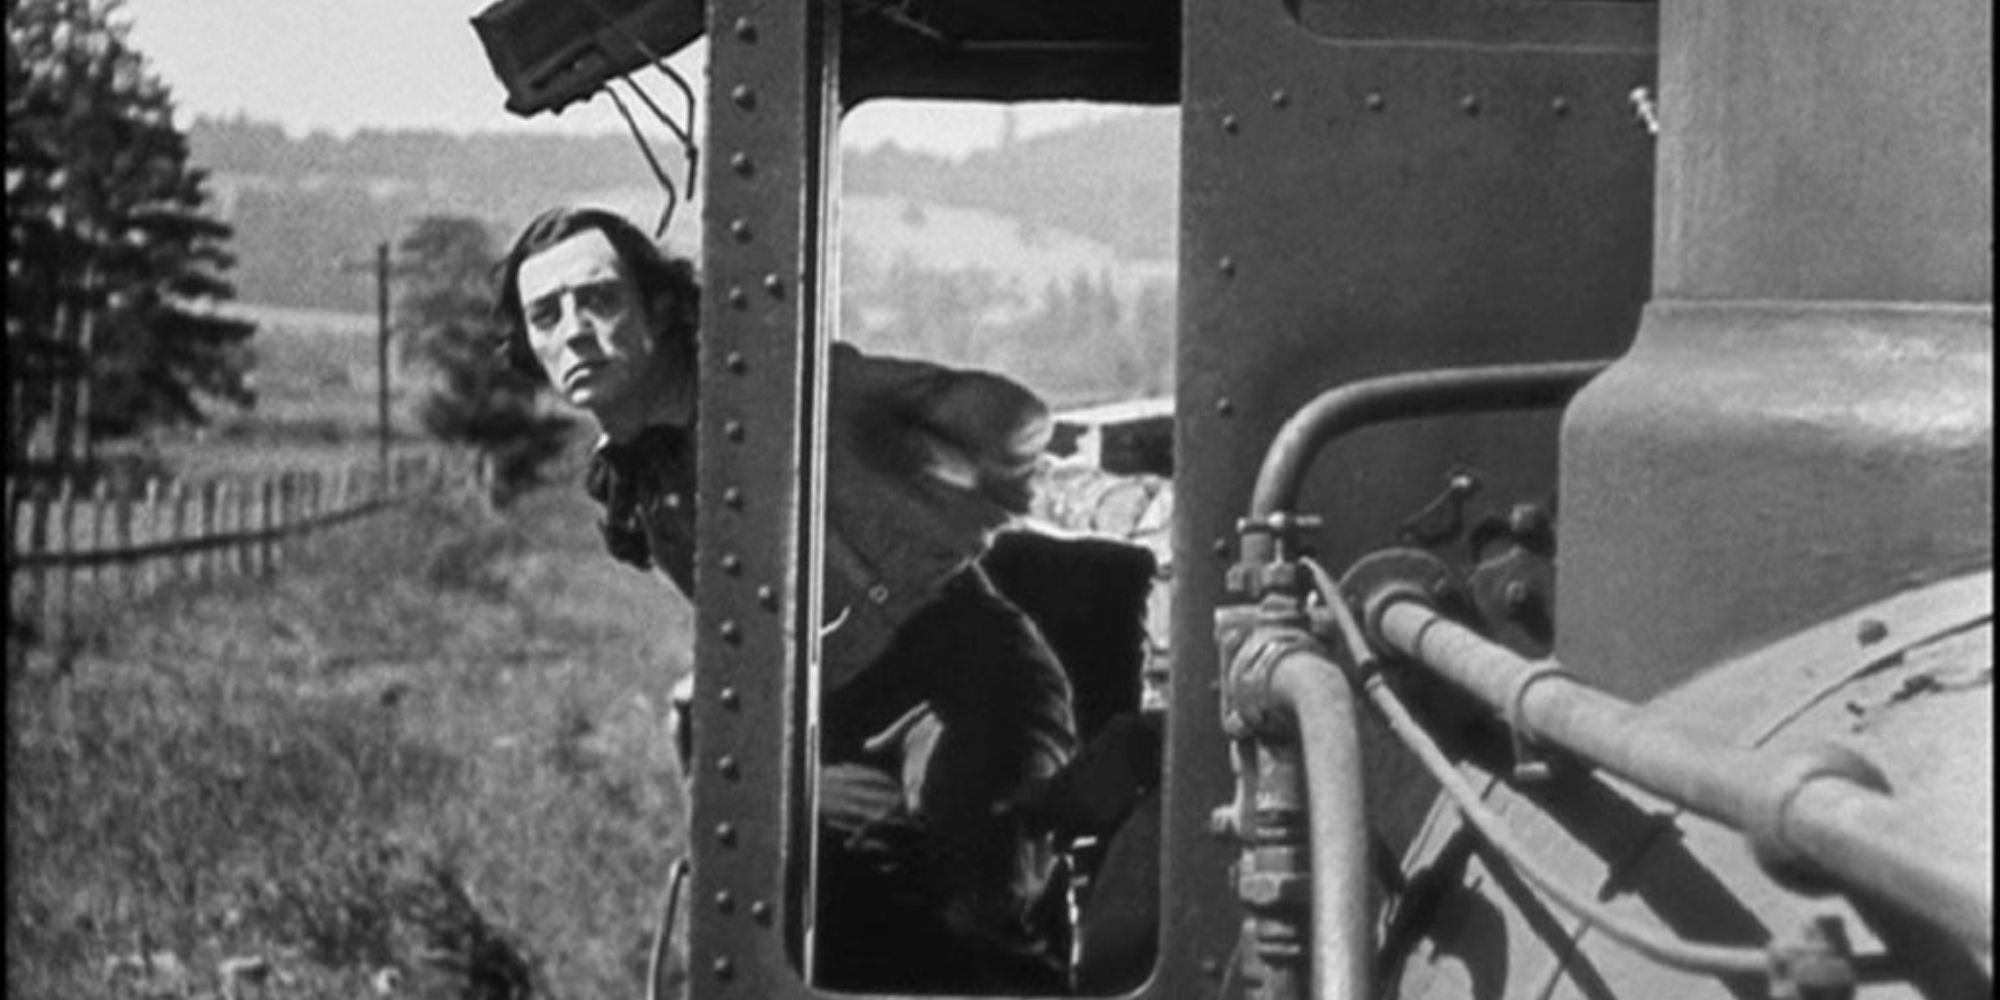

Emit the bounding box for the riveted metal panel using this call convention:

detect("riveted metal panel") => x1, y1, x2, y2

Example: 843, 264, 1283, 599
1174, 1, 1656, 984
689, 1, 833, 997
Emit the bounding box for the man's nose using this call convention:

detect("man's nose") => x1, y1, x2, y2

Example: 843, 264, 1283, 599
555, 297, 597, 342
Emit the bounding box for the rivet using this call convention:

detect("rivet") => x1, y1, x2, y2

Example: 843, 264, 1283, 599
730, 152, 754, 176
720, 552, 742, 575
732, 16, 756, 41
724, 420, 745, 442
750, 900, 773, 924
1218, 256, 1236, 277
719, 686, 741, 709
1270, 89, 1290, 109
726, 285, 749, 309
1221, 114, 1239, 134
1213, 537, 1231, 557
762, 273, 784, 297
715, 822, 738, 846
731, 84, 756, 110
715, 890, 736, 913
718, 755, 740, 780
720, 619, 741, 643
756, 584, 777, 609
1857, 619, 1889, 646
1461, 94, 1481, 116
1551, 96, 1571, 117
1215, 396, 1234, 417
1365, 92, 1386, 112
1200, 956, 1223, 978
725, 352, 748, 374
723, 487, 744, 510
713, 956, 735, 980
729, 218, 752, 242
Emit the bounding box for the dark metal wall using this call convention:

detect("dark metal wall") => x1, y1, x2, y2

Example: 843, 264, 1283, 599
1173, 1, 1657, 945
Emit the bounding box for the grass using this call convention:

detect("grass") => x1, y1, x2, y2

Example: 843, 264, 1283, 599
8, 480, 695, 999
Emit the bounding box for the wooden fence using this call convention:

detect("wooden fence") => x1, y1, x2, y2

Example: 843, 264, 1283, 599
7, 448, 490, 638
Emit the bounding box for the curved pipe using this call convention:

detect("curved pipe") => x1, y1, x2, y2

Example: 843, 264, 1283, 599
1267, 645, 1374, 1000
1375, 597, 1993, 961
1242, 361, 1609, 565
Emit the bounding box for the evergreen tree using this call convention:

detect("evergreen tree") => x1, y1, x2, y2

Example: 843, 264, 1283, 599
395, 215, 573, 506
5, 0, 254, 467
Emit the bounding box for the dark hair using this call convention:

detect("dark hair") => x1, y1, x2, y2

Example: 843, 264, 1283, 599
493, 206, 700, 381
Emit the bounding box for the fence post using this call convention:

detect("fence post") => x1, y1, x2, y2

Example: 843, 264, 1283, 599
113, 481, 135, 601
199, 480, 220, 583
54, 479, 76, 647
168, 481, 190, 584
259, 476, 279, 575
139, 478, 162, 599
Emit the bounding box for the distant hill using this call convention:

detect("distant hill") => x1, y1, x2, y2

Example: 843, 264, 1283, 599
185, 111, 1177, 313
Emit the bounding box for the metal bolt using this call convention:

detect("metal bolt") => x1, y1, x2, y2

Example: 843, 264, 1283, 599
750, 900, 773, 924
1461, 94, 1481, 116
1365, 92, 1386, 112
729, 218, 752, 242
1857, 619, 1889, 646
715, 822, 738, 846
730, 84, 756, 110
1221, 114, 1239, 134
756, 584, 777, 609
762, 273, 784, 297
719, 686, 741, 709
1218, 255, 1236, 276
726, 285, 749, 309
713, 956, 735, 980
1213, 537, 1231, 557
718, 755, 740, 780
724, 420, 745, 442
1551, 96, 1571, 117
723, 487, 744, 510
1508, 502, 1548, 537
1215, 396, 1234, 417
732, 16, 756, 41
715, 890, 736, 913
725, 352, 748, 374
720, 619, 741, 643
719, 552, 742, 575
1270, 89, 1290, 109
730, 152, 754, 176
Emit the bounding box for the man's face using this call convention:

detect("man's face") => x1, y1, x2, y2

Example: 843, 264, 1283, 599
516, 229, 662, 419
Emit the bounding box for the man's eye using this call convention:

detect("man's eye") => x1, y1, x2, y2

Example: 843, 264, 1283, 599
526, 300, 561, 331
576, 283, 626, 316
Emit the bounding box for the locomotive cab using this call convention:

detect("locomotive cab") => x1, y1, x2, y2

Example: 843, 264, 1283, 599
474, 0, 1992, 997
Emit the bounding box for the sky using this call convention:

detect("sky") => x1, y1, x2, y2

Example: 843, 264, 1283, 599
118, 0, 1123, 158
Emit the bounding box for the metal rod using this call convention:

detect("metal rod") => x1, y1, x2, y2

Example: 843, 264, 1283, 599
1242, 361, 1609, 566
1374, 596, 1992, 959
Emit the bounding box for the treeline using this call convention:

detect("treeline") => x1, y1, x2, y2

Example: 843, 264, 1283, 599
185, 111, 1177, 312
843, 249, 1174, 408
843, 112, 1179, 263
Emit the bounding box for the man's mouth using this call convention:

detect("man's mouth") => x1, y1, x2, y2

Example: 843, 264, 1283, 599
564, 362, 602, 388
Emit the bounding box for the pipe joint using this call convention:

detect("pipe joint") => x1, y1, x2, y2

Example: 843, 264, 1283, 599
1223, 625, 1324, 738
1751, 743, 1893, 893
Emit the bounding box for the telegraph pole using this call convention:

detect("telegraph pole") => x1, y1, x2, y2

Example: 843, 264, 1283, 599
375, 241, 391, 492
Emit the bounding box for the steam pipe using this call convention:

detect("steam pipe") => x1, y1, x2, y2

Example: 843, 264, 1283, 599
1225, 622, 1374, 1000
1268, 645, 1373, 1000
1241, 361, 1608, 566
1372, 596, 1992, 960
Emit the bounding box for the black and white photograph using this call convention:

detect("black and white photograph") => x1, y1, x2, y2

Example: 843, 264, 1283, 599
8, 2, 1990, 999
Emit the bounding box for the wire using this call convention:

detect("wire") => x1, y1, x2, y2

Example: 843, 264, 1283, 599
1296, 557, 1773, 978
647, 855, 693, 1000
605, 84, 682, 240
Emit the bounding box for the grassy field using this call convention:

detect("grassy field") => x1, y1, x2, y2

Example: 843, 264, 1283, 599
10, 297, 693, 1000
9, 483, 694, 1000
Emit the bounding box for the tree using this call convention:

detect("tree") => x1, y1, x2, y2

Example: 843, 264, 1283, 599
395, 215, 574, 505
6, 0, 254, 468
